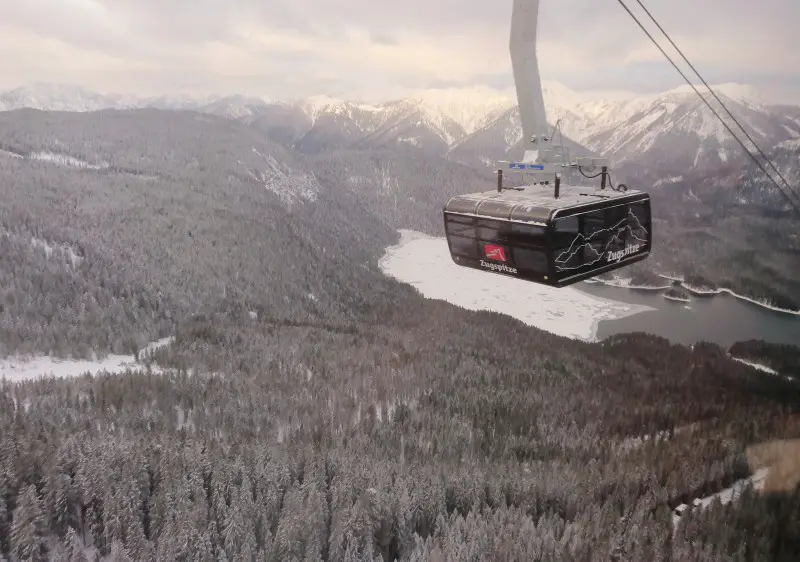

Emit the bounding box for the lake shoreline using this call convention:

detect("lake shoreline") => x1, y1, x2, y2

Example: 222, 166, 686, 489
587, 275, 800, 317
389, 229, 799, 317
380, 229, 653, 343
577, 280, 800, 349
380, 230, 799, 349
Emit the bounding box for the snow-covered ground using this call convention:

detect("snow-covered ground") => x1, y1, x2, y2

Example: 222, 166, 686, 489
672, 469, 770, 532
730, 355, 795, 383
730, 356, 778, 375
379, 230, 653, 341
586, 276, 671, 291
670, 278, 800, 316
29, 151, 108, 170
0, 337, 173, 383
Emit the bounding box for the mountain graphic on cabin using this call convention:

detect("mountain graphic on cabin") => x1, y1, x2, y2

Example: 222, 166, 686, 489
554, 210, 648, 271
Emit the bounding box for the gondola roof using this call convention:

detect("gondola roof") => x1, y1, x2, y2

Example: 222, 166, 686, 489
443, 184, 648, 225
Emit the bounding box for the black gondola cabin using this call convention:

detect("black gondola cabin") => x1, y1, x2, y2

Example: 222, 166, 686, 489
443, 183, 652, 287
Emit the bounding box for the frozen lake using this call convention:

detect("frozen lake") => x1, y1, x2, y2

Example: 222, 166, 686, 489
379, 230, 652, 342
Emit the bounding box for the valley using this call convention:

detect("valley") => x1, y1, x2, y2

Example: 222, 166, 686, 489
0, 87, 799, 560
8, 80, 796, 308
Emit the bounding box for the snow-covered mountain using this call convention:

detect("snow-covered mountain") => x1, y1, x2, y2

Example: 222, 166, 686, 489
578, 84, 800, 173
0, 83, 217, 113
0, 83, 139, 112
236, 87, 518, 155
2, 81, 798, 182
447, 103, 601, 171
626, 133, 800, 222
197, 95, 273, 119
0, 82, 516, 152
735, 137, 800, 210
251, 80, 799, 181
460, 82, 800, 180
288, 86, 516, 151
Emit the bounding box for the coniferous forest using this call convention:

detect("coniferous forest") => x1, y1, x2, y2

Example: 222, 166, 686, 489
0, 109, 799, 561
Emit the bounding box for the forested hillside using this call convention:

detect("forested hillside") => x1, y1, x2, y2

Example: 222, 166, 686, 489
616, 205, 800, 311
2, 310, 800, 560
1, 108, 799, 561
730, 340, 800, 378
0, 109, 488, 358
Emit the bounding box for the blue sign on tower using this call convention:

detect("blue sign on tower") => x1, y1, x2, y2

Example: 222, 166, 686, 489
508, 163, 545, 170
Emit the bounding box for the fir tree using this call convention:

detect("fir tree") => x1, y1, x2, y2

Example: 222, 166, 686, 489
9, 484, 47, 562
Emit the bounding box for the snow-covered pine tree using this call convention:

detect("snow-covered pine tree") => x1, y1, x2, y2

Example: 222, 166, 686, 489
9, 484, 47, 562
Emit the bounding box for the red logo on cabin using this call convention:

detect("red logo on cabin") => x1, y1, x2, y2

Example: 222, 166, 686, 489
484, 244, 506, 262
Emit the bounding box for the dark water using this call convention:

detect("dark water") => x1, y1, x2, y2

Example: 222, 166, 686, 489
576, 281, 800, 349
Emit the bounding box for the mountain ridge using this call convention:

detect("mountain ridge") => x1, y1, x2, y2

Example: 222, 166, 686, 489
3, 80, 795, 148
3, 81, 798, 177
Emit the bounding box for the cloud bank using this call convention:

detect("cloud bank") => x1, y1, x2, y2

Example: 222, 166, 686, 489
0, 0, 797, 102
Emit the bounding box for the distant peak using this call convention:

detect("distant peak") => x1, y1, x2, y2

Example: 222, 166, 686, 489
661, 82, 767, 105
305, 94, 343, 105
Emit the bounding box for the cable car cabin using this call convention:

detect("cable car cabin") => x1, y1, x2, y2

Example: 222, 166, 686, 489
442, 183, 652, 287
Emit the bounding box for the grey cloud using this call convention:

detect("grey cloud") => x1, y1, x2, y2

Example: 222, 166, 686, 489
99, 0, 243, 43
0, 1, 136, 55
370, 33, 399, 46
422, 78, 477, 90
539, 0, 797, 39
101, 0, 796, 45
5, 0, 798, 54
421, 74, 514, 91
0, 0, 797, 99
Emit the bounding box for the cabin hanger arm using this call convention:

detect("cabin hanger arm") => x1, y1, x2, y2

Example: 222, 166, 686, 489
502, 0, 608, 187
510, 0, 550, 166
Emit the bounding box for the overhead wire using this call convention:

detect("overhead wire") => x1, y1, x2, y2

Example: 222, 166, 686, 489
613, 0, 800, 213
631, 0, 799, 203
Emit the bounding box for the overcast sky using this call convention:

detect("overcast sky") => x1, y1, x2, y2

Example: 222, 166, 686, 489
0, 0, 798, 103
